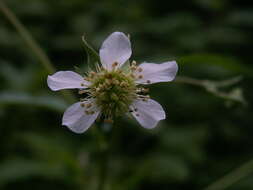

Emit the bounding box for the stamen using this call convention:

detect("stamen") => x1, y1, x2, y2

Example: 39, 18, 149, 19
104, 118, 113, 123
120, 81, 127, 87
105, 79, 112, 85
86, 103, 92, 108
95, 87, 101, 92
84, 77, 90, 81
78, 91, 84, 95
89, 71, 96, 77
112, 62, 118, 67
137, 67, 143, 72
142, 88, 149, 93
81, 103, 85, 107
132, 60, 137, 66
131, 66, 137, 71
146, 80, 151, 84
78, 90, 87, 94
138, 75, 143, 79
130, 74, 135, 79
142, 95, 150, 101
113, 80, 119, 85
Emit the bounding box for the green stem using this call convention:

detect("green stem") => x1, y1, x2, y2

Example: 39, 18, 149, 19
0, 1, 75, 103
98, 148, 108, 190
174, 76, 204, 86
204, 159, 253, 190
93, 124, 111, 190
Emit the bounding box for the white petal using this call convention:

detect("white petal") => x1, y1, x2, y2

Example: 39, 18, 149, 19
130, 99, 166, 129
134, 61, 178, 84
99, 32, 132, 71
47, 71, 90, 91
62, 100, 100, 133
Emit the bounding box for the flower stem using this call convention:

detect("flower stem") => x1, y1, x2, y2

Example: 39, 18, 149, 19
174, 76, 204, 86
93, 124, 111, 190
98, 147, 108, 190
0, 1, 75, 103
204, 158, 253, 190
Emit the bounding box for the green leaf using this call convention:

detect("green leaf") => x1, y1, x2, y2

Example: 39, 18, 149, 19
0, 91, 68, 112
202, 77, 246, 105
0, 159, 65, 186
175, 76, 246, 104
179, 54, 252, 76
81, 35, 100, 67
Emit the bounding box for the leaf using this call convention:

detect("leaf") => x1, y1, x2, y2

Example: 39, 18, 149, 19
179, 54, 252, 76
81, 35, 100, 66
0, 159, 65, 186
175, 76, 246, 104
74, 65, 85, 75
0, 91, 68, 112
226, 10, 253, 27
202, 77, 247, 105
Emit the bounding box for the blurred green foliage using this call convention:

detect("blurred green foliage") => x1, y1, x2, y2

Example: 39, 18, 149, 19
0, 0, 253, 189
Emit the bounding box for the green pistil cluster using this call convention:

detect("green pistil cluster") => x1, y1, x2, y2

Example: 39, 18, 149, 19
88, 69, 137, 118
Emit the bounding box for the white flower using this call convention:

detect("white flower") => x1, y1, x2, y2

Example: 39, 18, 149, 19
47, 32, 178, 133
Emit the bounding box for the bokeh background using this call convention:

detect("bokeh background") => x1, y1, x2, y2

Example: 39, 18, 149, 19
1, 0, 253, 189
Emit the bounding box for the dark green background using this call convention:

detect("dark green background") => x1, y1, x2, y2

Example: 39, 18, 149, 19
0, 0, 253, 189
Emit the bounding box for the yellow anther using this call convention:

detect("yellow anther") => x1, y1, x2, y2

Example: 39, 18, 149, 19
120, 81, 127, 87
104, 118, 114, 123
130, 74, 135, 78
105, 79, 111, 85
95, 87, 100, 92
81, 103, 85, 107
112, 62, 118, 67
105, 73, 113, 79
131, 66, 137, 71
89, 71, 96, 76
84, 77, 90, 81
113, 80, 120, 85
78, 90, 85, 94
142, 88, 149, 93
132, 60, 137, 66
81, 83, 85, 86
137, 67, 143, 72
86, 103, 92, 108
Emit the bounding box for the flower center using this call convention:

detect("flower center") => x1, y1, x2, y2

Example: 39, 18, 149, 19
88, 69, 137, 118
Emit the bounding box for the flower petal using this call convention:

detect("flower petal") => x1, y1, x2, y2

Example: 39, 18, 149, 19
99, 32, 132, 70
62, 100, 100, 133
130, 99, 166, 129
47, 71, 90, 91
134, 61, 178, 84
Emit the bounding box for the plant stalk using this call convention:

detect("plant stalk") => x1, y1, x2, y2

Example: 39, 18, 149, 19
204, 158, 253, 190
0, 1, 75, 103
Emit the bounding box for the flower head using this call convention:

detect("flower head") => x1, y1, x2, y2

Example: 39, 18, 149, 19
47, 32, 178, 133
